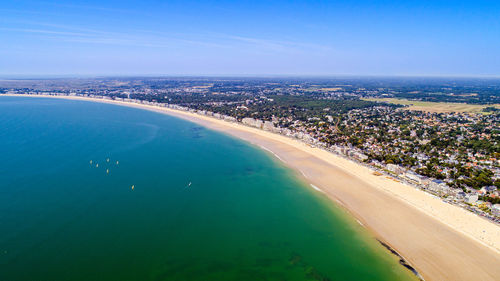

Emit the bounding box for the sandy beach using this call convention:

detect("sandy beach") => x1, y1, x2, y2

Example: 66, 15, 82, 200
6, 94, 500, 281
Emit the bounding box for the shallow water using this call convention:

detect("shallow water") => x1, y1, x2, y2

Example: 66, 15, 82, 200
0, 96, 416, 281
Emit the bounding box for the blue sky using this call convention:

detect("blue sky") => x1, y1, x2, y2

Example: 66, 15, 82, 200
1, 0, 499, 76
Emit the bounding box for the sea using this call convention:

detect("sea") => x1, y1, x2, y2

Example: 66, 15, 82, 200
0, 96, 417, 281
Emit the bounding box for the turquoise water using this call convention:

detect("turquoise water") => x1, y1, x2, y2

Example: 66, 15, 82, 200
0, 97, 416, 281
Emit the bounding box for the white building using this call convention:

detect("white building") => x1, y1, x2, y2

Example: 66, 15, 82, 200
428, 179, 450, 195
455, 191, 466, 200
465, 194, 478, 204
241, 117, 264, 129
349, 151, 368, 161
262, 121, 276, 131
223, 115, 237, 122
386, 164, 404, 175
492, 204, 500, 216
404, 171, 429, 185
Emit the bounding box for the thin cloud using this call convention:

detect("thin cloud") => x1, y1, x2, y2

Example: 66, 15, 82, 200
3, 26, 227, 49
47, 35, 223, 49
214, 33, 334, 53
10, 21, 114, 35
0, 8, 53, 15
1, 21, 333, 53
0, 27, 93, 37
37, 1, 138, 14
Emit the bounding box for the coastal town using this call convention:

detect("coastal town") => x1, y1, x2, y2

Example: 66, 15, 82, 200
2, 77, 499, 222
4, 0, 500, 279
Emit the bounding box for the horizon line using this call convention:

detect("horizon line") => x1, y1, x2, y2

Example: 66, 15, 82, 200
2, 73, 500, 80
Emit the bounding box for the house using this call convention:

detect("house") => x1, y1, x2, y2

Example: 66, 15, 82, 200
480, 186, 497, 194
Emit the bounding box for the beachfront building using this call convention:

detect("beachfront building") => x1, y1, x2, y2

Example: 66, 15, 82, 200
404, 171, 430, 186
262, 121, 276, 131
349, 150, 369, 161
223, 115, 237, 122
428, 179, 451, 195
242, 117, 264, 129
465, 194, 479, 204
242, 117, 256, 127
492, 204, 500, 216
386, 164, 404, 175
455, 191, 467, 201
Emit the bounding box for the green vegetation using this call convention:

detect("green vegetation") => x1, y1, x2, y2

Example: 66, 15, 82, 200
483, 106, 500, 112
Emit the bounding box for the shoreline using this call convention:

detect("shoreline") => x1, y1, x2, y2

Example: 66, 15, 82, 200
3, 94, 500, 281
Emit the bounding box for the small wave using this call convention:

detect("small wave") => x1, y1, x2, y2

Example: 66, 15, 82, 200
310, 184, 324, 193
259, 145, 286, 163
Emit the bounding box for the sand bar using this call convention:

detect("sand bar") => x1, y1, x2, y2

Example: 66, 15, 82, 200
5, 94, 500, 281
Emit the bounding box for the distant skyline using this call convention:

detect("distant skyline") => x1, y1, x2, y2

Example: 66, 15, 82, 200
1, 0, 499, 77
